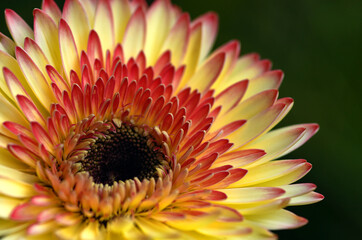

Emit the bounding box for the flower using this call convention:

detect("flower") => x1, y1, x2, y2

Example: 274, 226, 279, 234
0, 0, 323, 239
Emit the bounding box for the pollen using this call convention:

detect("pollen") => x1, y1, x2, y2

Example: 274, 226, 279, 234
80, 123, 166, 185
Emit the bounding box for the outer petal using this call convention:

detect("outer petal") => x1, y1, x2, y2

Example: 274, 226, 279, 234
191, 12, 218, 62
187, 52, 225, 93
110, 0, 131, 44
177, 23, 202, 91
122, 7, 146, 60
93, 0, 115, 54
0, 94, 28, 136
42, 0, 62, 23
246, 209, 308, 230
161, 13, 190, 66
244, 124, 319, 167
59, 19, 81, 80
0, 33, 16, 56
0, 177, 36, 198
62, 0, 91, 54
219, 187, 285, 204
5, 9, 34, 48
243, 70, 283, 99
230, 160, 311, 187
144, 0, 171, 65
15, 47, 56, 109
33, 9, 62, 72
0, 196, 23, 218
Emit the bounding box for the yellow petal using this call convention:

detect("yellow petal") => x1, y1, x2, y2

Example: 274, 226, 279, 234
59, 19, 81, 80
0, 164, 38, 184
135, 217, 180, 238
33, 9, 62, 72
192, 12, 218, 62
187, 52, 225, 93
211, 90, 278, 132
0, 94, 28, 135
15, 47, 56, 110
161, 13, 190, 66
0, 147, 28, 170
246, 209, 307, 230
233, 160, 309, 188
243, 70, 283, 99
177, 23, 202, 91
0, 177, 36, 198
122, 7, 146, 60
62, 0, 91, 54
110, 0, 131, 44
94, 0, 115, 54
5, 9, 34, 48
108, 217, 133, 234
0, 33, 15, 56
288, 191, 324, 206
219, 187, 285, 204
0, 195, 23, 218
228, 102, 287, 148
144, 0, 171, 65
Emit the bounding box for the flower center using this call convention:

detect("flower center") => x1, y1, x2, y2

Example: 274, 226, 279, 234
80, 123, 166, 185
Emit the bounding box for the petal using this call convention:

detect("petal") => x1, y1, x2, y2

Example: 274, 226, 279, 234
229, 102, 289, 148
211, 40, 241, 92
110, 0, 131, 44
191, 12, 218, 62
144, 0, 171, 64
0, 33, 16, 56
62, 0, 91, 54
230, 159, 310, 187
0, 147, 28, 170
0, 94, 28, 136
288, 192, 324, 206
239, 198, 290, 215
42, 0, 62, 23
165, 211, 220, 231
27, 221, 58, 235
122, 7, 146, 60
17, 95, 47, 127
243, 70, 283, 99
177, 22, 202, 91
0, 196, 23, 218
59, 19, 81, 80
33, 9, 62, 72
0, 50, 27, 102
94, 0, 115, 53
15, 47, 56, 109
5, 9, 34, 48
161, 13, 190, 66
0, 164, 38, 184
219, 187, 285, 204
278, 183, 317, 199
213, 79, 249, 118
244, 124, 319, 167
135, 217, 179, 238
250, 161, 312, 187
187, 52, 225, 93
212, 89, 278, 131
0, 177, 36, 198
80, 221, 103, 240
246, 209, 308, 230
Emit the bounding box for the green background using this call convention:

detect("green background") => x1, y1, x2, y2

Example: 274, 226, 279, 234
0, 0, 361, 239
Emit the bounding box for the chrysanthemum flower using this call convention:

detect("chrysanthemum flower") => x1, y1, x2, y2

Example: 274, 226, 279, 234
0, 0, 323, 239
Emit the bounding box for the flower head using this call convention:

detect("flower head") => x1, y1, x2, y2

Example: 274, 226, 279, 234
0, 0, 323, 239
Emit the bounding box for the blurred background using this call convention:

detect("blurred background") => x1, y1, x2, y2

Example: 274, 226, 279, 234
0, 0, 361, 239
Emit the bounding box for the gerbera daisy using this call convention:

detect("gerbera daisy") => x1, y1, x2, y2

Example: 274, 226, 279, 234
0, 0, 323, 239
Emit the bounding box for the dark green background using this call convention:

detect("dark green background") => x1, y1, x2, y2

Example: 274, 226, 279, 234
0, 0, 361, 239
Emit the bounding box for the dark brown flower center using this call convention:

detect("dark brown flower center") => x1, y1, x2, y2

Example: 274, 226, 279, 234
81, 124, 166, 185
